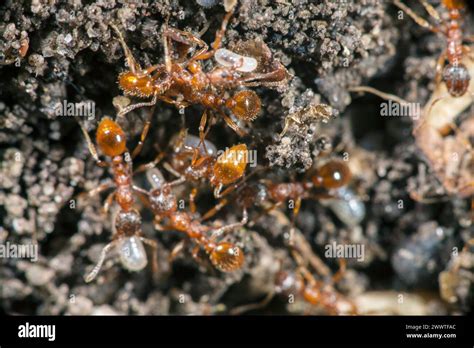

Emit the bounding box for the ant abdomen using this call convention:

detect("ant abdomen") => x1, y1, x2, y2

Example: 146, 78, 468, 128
213, 143, 248, 186
225, 90, 261, 121
311, 160, 352, 190
443, 63, 470, 97
96, 117, 127, 157
209, 242, 245, 272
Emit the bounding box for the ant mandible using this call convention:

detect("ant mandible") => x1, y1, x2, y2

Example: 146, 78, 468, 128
78, 117, 158, 282
110, 9, 290, 143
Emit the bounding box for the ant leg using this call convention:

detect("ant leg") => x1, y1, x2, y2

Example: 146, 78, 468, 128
247, 201, 283, 228
88, 181, 114, 199
102, 192, 115, 215
193, 10, 234, 60
169, 240, 186, 262
435, 50, 447, 86
163, 161, 184, 178
77, 120, 108, 167
210, 208, 248, 240
163, 27, 209, 62
132, 105, 156, 159
140, 237, 159, 276
218, 109, 248, 137
117, 94, 158, 118
392, 0, 439, 33
198, 109, 209, 154
331, 258, 347, 284
84, 240, 117, 283
189, 188, 198, 214
418, 0, 441, 22
288, 197, 302, 246
201, 198, 229, 221
110, 24, 142, 73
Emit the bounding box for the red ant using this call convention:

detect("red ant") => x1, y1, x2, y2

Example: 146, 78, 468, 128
78, 117, 158, 282
110, 9, 290, 143
132, 166, 248, 273
274, 249, 357, 315
201, 158, 358, 245
393, 0, 474, 97
157, 131, 250, 198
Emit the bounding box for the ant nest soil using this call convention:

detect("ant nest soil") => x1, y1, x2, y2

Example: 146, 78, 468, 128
1, 0, 473, 315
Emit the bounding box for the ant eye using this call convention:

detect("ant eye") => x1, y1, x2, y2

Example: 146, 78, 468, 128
226, 90, 261, 121
210, 242, 245, 272
96, 118, 127, 157
312, 160, 352, 190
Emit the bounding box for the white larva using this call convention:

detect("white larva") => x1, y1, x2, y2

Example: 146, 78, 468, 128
119, 236, 148, 272
146, 167, 166, 190
215, 48, 258, 73
183, 134, 218, 156
324, 187, 366, 227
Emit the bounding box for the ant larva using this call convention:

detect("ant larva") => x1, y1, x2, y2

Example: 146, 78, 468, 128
110, 9, 290, 143
78, 117, 158, 282
133, 167, 248, 273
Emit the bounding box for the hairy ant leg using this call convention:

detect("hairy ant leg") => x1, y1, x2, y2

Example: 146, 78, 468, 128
392, 0, 440, 33
84, 240, 117, 283
210, 208, 248, 240
193, 10, 234, 61
110, 23, 142, 73
77, 120, 109, 167
131, 105, 156, 160
139, 236, 159, 276
117, 94, 158, 118
162, 27, 209, 63
217, 108, 247, 137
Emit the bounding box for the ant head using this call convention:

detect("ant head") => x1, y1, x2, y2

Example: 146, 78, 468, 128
213, 144, 248, 185
115, 209, 141, 237
210, 242, 245, 272
226, 90, 261, 121
311, 160, 352, 190
149, 186, 177, 215
443, 63, 470, 97
96, 117, 127, 157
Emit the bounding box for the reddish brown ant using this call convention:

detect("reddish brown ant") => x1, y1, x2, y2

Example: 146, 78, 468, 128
274, 249, 357, 315
133, 166, 248, 273
161, 131, 250, 198
393, 0, 473, 97
110, 9, 290, 143
78, 117, 158, 282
